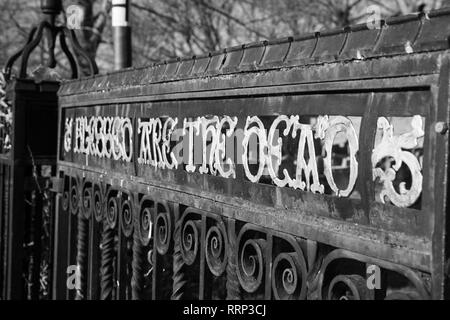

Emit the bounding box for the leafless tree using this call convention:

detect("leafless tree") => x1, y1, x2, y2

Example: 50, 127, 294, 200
1, 0, 449, 72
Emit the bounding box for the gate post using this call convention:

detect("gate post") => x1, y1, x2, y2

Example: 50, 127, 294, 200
112, 0, 132, 70
1, 80, 59, 299
0, 0, 98, 300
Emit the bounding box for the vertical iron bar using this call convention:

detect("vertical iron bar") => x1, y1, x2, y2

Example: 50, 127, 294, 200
226, 218, 240, 300
100, 221, 115, 300
51, 192, 69, 299
151, 202, 157, 300
116, 207, 129, 300
0, 164, 4, 298
264, 233, 272, 300
66, 206, 78, 299
199, 214, 206, 300
87, 218, 101, 299
1, 165, 10, 299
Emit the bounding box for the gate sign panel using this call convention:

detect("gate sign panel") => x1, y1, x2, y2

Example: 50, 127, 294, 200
62, 112, 423, 208
56, 10, 450, 300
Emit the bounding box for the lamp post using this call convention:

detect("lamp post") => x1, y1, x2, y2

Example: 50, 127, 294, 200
112, 0, 132, 70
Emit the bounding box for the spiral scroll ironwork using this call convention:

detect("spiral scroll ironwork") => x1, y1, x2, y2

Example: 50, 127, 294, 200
93, 184, 104, 222
205, 223, 228, 277
155, 205, 172, 255
137, 201, 153, 247
272, 252, 307, 300
237, 238, 266, 293
106, 196, 119, 229
120, 197, 134, 238
180, 219, 201, 266
327, 274, 371, 300
70, 182, 79, 215
81, 182, 92, 220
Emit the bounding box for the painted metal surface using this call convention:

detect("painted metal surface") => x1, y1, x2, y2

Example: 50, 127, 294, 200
54, 9, 450, 299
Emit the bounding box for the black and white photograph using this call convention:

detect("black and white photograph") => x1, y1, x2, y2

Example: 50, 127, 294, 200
0, 0, 450, 310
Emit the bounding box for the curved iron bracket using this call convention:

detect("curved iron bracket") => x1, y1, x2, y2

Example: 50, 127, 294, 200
3, 7, 98, 81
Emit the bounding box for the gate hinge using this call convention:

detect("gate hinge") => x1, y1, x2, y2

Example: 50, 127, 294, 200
50, 176, 64, 193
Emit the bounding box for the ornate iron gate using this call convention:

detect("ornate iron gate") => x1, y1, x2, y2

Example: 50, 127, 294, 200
54, 9, 450, 300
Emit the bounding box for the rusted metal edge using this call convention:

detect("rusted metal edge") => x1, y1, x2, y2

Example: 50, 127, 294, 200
58, 8, 450, 97
58, 73, 439, 108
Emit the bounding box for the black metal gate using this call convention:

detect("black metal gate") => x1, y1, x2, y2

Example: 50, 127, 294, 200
52, 9, 450, 300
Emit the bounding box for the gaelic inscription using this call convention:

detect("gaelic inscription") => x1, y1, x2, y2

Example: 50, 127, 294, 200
63, 113, 424, 206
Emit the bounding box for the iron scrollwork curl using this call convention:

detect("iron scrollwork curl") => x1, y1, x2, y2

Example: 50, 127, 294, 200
180, 219, 201, 266
317, 249, 430, 300
205, 221, 228, 277
137, 199, 154, 247
154, 202, 172, 255
237, 238, 266, 294
271, 251, 307, 300
81, 181, 92, 220
131, 196, 155, 300
327, 274, 371, 300
120, 195, 134, 237
93, 184, 104, 222
106, 193, 119, 229
70, 179, 80, 215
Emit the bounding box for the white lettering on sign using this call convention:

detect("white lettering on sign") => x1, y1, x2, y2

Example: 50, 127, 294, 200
161, 117, 179, 170
372, 116, 424, 208
266, 115, 296, 187
316, 116, 359, 197
242, 116, 267, 183
290, 119, 323, 193
63, 114, 367, 199
64, 117, 73, 153
71, 116, 133, 162
183, 118, 201, 173
215, 116, 238, 179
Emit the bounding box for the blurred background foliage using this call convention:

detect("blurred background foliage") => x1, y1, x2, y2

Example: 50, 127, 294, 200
1, 0, 449, 76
